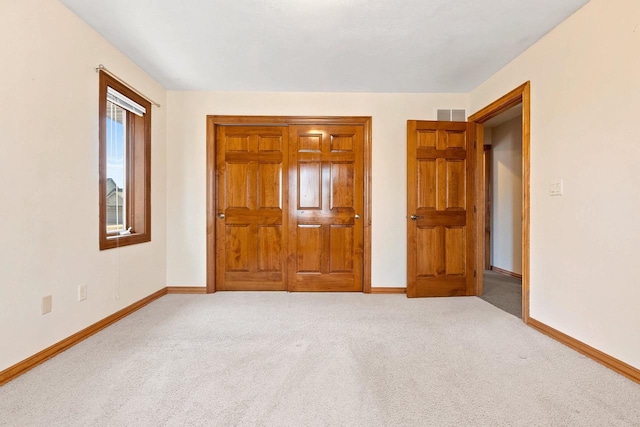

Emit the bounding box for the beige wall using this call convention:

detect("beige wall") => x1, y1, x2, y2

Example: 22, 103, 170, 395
490, 116, 523, 275
471, 0, 640, 368
0, 0, 167, 371
5, 0, 638, 376
166, 92, 469, 288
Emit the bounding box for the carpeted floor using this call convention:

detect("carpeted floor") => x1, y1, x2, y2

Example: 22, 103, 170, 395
1, 293, 639, 426
480, 270, 522, 318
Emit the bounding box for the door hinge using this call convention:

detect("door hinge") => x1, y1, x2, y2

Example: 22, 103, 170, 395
474, 270, 477, 278
474, 140, 477, 149
473, 205, 477, 213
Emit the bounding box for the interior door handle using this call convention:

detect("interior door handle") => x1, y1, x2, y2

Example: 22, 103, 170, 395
218, 213, 225, 219
410, 214, 423, 221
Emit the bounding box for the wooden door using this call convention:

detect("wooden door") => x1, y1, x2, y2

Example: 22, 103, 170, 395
216, 125, 288, 290
484, 144, 492, 270
288, 125, 364, 291
406, 120, 476, 297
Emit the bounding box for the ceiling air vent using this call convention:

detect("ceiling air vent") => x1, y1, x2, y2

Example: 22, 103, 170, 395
436, 109, 466, 122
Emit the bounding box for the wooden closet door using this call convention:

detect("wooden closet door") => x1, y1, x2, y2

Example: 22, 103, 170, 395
288, 125, 364, 291
216, 125, 288, 290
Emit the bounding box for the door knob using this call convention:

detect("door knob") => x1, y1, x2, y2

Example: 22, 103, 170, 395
410, 214, 423, 220
355, 214, 360, 219
218, 213, 225, 219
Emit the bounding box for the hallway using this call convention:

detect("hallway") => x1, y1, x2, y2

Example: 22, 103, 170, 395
480, 270, 522, 318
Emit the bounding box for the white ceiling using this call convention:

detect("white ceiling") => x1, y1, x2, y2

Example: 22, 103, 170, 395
59, 0, 590, 93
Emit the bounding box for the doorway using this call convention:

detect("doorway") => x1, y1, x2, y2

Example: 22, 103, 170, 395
480, 104, 523, 317
206, 116, 372, 294
469, 82, 531, 322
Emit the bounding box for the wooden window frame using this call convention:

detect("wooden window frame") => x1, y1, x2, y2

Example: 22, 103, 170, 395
99, 71, 151, 250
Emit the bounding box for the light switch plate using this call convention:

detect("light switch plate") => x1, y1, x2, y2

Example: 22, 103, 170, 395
42, 295, 52, 314
549, 180, 563, 196
78, 284, 87, 301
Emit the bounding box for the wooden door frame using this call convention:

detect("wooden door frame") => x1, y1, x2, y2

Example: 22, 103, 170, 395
206, 115, 373, 294
468, 82, 531, 322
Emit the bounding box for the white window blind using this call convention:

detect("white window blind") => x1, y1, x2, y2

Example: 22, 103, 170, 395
107, 86, 146, 117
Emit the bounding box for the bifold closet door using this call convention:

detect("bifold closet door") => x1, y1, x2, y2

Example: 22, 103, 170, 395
287, 125, 364, 292
215, 125, 288, 290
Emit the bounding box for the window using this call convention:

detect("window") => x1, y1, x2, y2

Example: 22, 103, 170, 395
99, 71, 151, 250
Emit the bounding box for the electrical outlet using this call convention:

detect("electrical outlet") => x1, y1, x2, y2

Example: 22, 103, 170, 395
78, 284, 87, 301
549, 180, 563, 196
42, 295, 52, 314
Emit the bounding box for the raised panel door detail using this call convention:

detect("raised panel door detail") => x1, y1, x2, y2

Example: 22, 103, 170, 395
436, 158, 447, 211
226, 225, 250, 272
298, 162, 322, 209
226, 163, 249, 209
258, 225, 282, 272
436, 130, 447, 150
417, 130, 437, 148
226, 135, 249, 152
445, 226, 465, 275
258, 135, 282, 152
446, 131, 466, 149
446, 160, 466, 210
417, 160, 437, 209
330, 225, 354, 272
258, 163, 282, 209
330, 162, 354, 209
297, 225, 322, 273
416, 226, 441, 277
299, 134, 322, 152
330, 134, 354, 152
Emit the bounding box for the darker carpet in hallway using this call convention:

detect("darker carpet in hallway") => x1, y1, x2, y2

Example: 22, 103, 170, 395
480, 269, 522, 318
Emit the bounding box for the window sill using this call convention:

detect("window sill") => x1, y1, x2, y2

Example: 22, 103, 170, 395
100, 232, 150, 250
